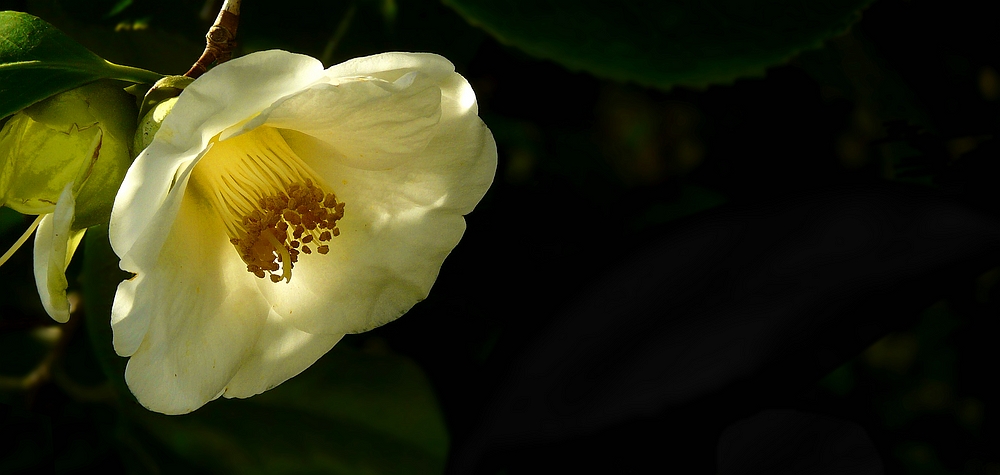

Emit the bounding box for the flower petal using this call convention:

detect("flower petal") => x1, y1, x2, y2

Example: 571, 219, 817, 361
222, 310, 344, 399
110, 161, 196, 356
111, 50, 326, 260
32, 184, 85, 323
114, 182, 271, 415
242, 72, 444, 171
323, 52, 457, 84
261, 71, 496, 335
257, 207, 464, 336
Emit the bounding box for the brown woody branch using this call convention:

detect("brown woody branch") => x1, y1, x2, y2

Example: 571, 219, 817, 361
185, 0, 242, 78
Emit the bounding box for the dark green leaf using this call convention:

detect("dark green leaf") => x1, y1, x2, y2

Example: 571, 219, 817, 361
442, 0, 873, 89
0, 11, 161, 119
132, 345, 449, 474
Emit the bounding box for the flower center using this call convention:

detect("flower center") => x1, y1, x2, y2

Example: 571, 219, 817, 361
191, 126, 344, 283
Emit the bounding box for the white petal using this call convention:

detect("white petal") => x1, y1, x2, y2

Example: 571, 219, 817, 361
261, 71, 497, 336
323, 52, 457, 84
111, 50, 326, 260
165, 50, 326, 152
32, 184, 86, 323
110, 163, 197, 356
222, 310, 344, 399
241, 72, 443, 171
260, 209, 465, 336
427, 72, 498, 214
114, 183, 271, 415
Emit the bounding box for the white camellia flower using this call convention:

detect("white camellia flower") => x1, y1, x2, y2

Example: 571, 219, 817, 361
109, 50, 496, 414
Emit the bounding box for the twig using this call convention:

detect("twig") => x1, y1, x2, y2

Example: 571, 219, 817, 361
52, 365, 117, 403
185, 0, 242, 78
0, 326, 63, 392
24, 309, 81, 407
0, 304, 81, 403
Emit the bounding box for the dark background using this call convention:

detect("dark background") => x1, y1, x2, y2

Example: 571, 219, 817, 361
3, 0, 1000, 473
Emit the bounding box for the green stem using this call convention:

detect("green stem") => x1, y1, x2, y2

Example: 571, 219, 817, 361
104, 61, 164, 85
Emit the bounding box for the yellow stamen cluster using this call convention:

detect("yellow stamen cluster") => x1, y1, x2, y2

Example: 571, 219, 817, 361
229, 179, 344, 283
191, 126, 346, 283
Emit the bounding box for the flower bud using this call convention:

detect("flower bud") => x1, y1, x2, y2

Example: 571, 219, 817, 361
134, 75, 192, 153
134, 96, 178, 154
0, 79, 137, 229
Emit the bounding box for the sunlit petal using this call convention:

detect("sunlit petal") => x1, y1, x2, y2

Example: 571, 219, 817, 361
117, 188, 271, 414
223, 310, 344, 398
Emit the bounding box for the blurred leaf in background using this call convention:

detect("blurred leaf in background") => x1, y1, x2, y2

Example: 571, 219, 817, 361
443, 0, 874, 89
128, 345, 449, 474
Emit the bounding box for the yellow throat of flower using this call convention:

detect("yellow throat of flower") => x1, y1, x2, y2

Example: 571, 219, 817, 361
191, 126, 344, 283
